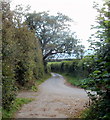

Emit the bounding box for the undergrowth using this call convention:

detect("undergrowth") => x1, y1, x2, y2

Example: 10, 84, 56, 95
2, 98, 34, 118
58, 72, 83, 87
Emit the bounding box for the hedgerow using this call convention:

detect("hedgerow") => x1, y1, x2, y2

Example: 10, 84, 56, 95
50, 56, 94, 79
2, 1, 44, 110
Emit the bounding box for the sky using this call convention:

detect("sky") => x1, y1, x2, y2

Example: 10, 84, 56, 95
10, 0, 104, 49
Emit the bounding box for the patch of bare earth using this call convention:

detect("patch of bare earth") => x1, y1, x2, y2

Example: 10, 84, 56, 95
15, 73, 89, 118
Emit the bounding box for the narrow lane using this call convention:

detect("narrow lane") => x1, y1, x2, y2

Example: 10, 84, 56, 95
16, 73, 89, 118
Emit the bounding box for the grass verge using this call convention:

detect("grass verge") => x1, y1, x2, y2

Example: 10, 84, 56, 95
60, 73, 83, 87
2, 98, 34, 118
60, 73, 90, 119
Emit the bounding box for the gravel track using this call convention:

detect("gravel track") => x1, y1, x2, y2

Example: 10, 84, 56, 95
15, 73, 89, 118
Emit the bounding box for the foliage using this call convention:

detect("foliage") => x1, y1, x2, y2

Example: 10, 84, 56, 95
13, 27, 44, 88
82, 1, 110, 119
2, 1, 17, 110
60, 73, 83, 86
2, 1, 45, 111
25, 11, 84, 60
84, 99, 110, 120
49, 55, 95, 79
2, 98, 33, 118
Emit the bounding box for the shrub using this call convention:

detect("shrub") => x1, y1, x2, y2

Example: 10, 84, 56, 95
49, 56, 94, 78
2, 1, 45, 110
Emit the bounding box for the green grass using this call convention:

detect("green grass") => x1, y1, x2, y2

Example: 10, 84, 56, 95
2, 98, 34, 118
80, 107, 91, 118
60, 73, 83, 87
48, 61, 62, 64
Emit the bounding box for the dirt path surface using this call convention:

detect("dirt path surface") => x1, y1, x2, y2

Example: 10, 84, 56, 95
15, 73, 89, 118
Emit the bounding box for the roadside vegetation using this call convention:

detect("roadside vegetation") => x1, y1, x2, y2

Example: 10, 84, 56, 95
2, 1, 50, 118
2, 98, 33, 118
61, 73, 82, 86
49, 56, 94, 87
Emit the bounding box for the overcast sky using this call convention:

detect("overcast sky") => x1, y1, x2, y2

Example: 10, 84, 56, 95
10, 0, 104, 49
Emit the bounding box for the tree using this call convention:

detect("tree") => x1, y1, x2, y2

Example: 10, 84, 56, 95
25, 11, 80, 61
74, 44, 85, 59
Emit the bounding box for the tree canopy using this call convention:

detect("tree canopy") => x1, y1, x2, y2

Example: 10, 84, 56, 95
25, 11, 82, 60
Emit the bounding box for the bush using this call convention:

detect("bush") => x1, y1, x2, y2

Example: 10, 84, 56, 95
2, 1, 45, 110
49, 56, 94, 78
14, 27, 44, 88
2, 62, 17, 110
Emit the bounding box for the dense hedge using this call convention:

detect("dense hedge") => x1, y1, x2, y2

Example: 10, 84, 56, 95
50, 56, 95, 78
2, 2, 44, 110
13, 27, 44, 87
83, 2, 110, 119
